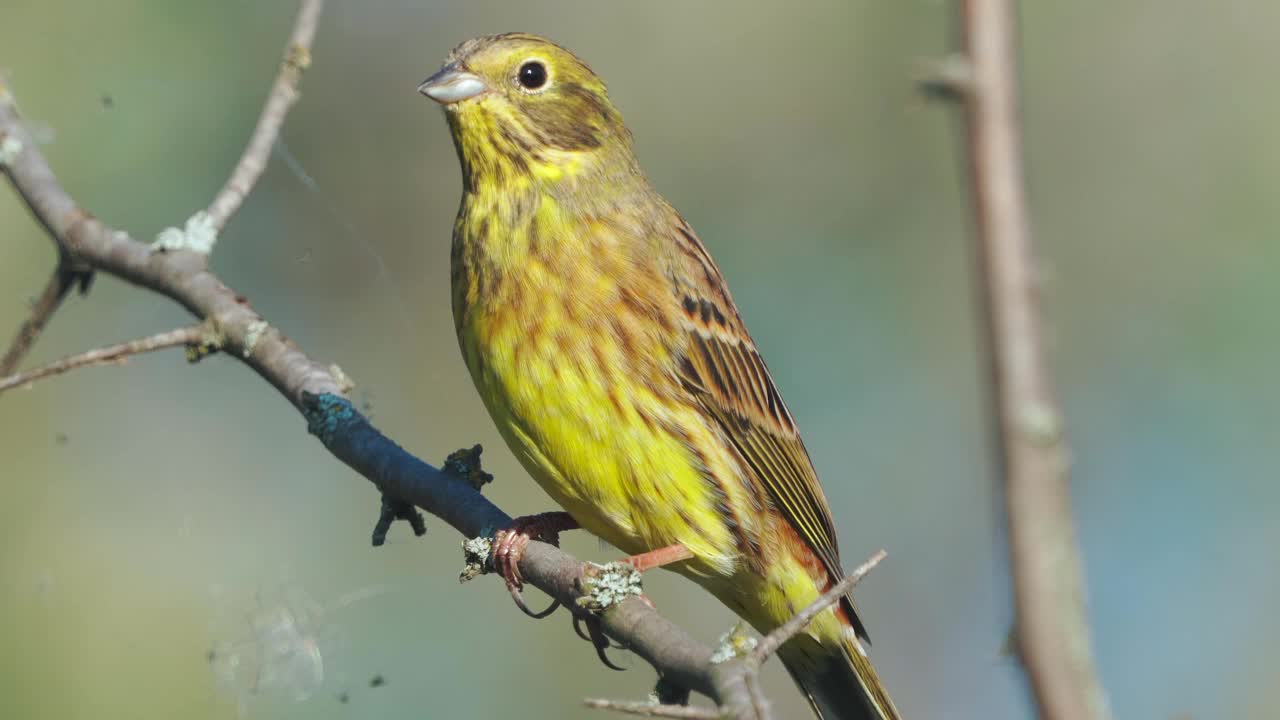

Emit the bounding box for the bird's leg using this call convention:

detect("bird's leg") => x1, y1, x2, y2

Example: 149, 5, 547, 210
492, 511, 579, 591
620, 543, 694, 573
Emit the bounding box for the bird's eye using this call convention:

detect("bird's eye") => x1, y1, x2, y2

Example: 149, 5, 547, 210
517, 60, 548, 90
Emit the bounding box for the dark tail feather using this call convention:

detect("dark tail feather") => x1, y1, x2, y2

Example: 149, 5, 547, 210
778, 634, 901, 720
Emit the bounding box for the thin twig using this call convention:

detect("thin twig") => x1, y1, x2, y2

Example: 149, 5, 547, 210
204, 0, 323, 232
955, 1, 1112, 719
750, 549, 887, 663
0, 264, 80, 375
584, 699, 721, 719
0, 325, 205, 393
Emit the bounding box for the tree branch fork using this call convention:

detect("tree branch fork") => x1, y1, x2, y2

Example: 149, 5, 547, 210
0, 3, 890, 718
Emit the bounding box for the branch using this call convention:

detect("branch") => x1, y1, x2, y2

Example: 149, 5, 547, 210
749, 550, 886, 663
587, 551, 887, 719
583, 699, 722, 719
204, 0, 323, 233
0, 260, 91, 375
0, 4, 774, 716
945, 1, 1113, 718
0, 325, 206, 393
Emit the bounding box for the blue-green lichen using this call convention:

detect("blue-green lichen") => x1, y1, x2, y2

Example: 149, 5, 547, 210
302, 392, 357, 444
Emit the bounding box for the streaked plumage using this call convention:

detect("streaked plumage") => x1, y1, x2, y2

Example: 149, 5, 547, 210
421, 33, 900, 719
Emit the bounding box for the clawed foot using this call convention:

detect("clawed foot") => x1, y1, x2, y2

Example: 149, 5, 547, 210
491, 511, 579, 617
573, 612, 628, 671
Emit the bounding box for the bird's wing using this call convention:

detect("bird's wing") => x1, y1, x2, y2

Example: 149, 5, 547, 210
664, 218, 860, 630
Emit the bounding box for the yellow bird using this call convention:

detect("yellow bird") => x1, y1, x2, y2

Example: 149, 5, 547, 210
419, 33, 901, 720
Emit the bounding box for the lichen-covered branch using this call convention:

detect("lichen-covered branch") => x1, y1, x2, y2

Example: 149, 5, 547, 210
950, 1, 1113, 718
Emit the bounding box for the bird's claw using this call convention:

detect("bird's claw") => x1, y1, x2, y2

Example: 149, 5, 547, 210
507, 583, 561, 619
573, 612, 627, 671
489, 511, 578, 615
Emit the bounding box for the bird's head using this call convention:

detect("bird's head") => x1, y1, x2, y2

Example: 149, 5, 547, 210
419, 33, 638, 190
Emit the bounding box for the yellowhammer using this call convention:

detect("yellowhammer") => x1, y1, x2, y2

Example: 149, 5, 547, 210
419, 33, 901, 720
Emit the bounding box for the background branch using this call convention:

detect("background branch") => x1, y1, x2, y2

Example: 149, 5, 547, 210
951, 1, 1112, 718
204, 0, 322, 234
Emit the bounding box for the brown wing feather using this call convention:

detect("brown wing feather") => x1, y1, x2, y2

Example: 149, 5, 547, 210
665, 217, 869, 640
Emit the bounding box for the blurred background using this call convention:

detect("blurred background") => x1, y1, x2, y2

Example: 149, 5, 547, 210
2, 1, 1277, 718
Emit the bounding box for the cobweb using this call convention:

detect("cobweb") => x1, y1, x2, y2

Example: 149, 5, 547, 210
207, 580, 391, 716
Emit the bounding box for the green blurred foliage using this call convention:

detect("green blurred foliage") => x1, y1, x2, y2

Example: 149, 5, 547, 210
1, 1, 1276, 718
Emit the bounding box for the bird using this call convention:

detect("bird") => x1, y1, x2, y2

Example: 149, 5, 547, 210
418, 33, 901, 720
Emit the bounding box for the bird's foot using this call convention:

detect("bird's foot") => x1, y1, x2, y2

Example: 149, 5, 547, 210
491, 511, 579, 617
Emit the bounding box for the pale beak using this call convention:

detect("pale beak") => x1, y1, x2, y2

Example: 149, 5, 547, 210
417, 63, 488, 104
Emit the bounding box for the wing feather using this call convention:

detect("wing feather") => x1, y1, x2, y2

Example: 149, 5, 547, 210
664, 217, 868, 638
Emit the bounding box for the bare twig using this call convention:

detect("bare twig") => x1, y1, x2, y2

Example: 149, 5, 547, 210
0, 262, 85, 375
584, 698, 722, 719
952, 1, 1112, 719
0, 325, 206, 393
204, 0, 323, 232
749, 549, 887, 663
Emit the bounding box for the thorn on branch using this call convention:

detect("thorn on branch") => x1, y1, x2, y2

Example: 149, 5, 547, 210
917, 54, 974, 102
442, 444, 493, 491
371, 492, 426, 546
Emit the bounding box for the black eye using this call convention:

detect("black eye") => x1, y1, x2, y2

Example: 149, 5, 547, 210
517, 61, 547, 90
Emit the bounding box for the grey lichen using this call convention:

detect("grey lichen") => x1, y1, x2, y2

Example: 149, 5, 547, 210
153, 210, 218, 254
242, 320, 269, 359
709, 622, 758, 664
327, 364, 355, 394
0, 134, 23, 165
459, 536, 493, 583
1018, 402, 1063, 446
576, 562, 643, 613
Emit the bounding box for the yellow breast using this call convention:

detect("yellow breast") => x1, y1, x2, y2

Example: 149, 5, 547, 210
452, 194, 740, 576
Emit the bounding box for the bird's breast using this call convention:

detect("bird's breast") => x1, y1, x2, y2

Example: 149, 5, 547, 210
449, 198, 742, 571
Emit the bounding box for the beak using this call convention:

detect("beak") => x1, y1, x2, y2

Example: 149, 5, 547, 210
417, 63, 488, 104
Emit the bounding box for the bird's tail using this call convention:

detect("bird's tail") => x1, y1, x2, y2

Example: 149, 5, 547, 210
778, 631, 901, 720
